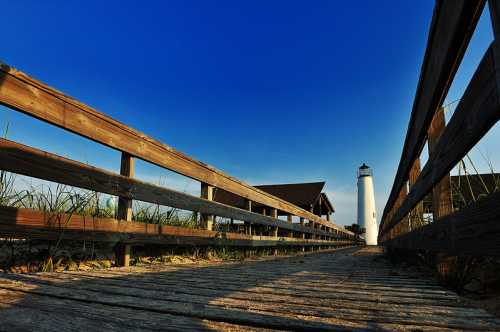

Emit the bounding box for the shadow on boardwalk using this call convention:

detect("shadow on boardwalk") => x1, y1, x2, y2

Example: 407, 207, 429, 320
0, 246, 499, 331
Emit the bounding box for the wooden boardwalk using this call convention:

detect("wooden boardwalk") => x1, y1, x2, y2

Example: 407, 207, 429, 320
0, 246, 499, 331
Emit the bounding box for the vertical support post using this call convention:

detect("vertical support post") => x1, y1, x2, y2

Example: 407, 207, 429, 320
428, 108, 453, 220
299, 217, 305, 239
244, 199, 252, 235
287, 214, 293, 238
270, 208, 278, 237
299, 217, 306, 251
200, 183, 215, 230
116, 152, 134, 267
259, 207, 267, 236
389, 182, 408, 239
117, 153, 134, 221
270, 208, 278, 255
408, 158, 424, 231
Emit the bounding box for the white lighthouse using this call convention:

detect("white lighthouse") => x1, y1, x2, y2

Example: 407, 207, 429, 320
357, 163, 378, 245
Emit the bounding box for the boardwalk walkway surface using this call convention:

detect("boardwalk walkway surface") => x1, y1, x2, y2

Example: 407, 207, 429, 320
0, 246, 499, 331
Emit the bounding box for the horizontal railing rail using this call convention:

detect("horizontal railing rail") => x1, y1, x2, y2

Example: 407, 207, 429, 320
0, 138, 339, 238
0, 206, 355, 247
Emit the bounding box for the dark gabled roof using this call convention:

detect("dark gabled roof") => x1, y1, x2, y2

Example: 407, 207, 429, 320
213, 182, 331, 213
320, 192, 335, 213
254, 182, 326, 207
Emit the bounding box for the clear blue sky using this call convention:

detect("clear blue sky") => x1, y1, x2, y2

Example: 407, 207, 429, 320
1, 1, 497, 225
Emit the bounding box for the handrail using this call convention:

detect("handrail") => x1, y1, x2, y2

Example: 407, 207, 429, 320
0, 63, 348, 234
381, 0, 485, 230
0, 138, 339, 238
379, 0, 500, 257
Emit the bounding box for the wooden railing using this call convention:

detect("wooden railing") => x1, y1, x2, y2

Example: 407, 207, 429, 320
379, 0, 500, 256
0, 59, 358, 265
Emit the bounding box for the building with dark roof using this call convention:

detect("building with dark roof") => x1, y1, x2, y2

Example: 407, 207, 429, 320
213, 181, 335, 221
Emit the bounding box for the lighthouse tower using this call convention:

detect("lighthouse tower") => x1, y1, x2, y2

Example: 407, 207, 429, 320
357, 163, 378, 245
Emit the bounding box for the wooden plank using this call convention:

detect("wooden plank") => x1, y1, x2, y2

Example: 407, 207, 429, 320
1, 247, 498, 330
0, 139, 346, 239
0, 279, 364, 331
59, 271, 466, 307
0, 63, 345, 234
382, 0, 485, 229
0, 289, 268, 332
2, 275, 497, 330
0, 205, 353, 247
385, 191, 500, 256
381, 43, 500, 238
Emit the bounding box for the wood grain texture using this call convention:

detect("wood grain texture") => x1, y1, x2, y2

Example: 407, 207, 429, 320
0, 139, 351, 239
382, 0, 485, 229
0, 247, 498, 331
0, 64, 341, 233
0, 205, 355, 247
381, 43, 500, 239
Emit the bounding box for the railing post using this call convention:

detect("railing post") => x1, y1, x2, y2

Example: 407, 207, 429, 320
261, 207, 268, 236
299, 217, 306, 252
270, 208, 278, 237
408, 158, 424, 231
287, 214, 293, 238
270, 208, 278, 255
299, 217, 305, 239
200, 183, 215, 230
244, 199, 252, 235
427, 108, 453, 220
117, 152, 134, 221
116, 152, 134, 267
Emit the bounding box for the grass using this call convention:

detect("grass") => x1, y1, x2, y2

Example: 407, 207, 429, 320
402, 150, 499, 232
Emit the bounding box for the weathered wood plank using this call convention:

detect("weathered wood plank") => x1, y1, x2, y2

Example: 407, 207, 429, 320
381, 42, 500, 239
1, 247, 499, 330
0, 279, 365, 331
49, 271, 468, 307
0, 289, 279, 332
1, 275, 496, 330
0, 63, 345, 234
382, 0, 485, 229
0, 206, 354, 247
0, 139, 352, 240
